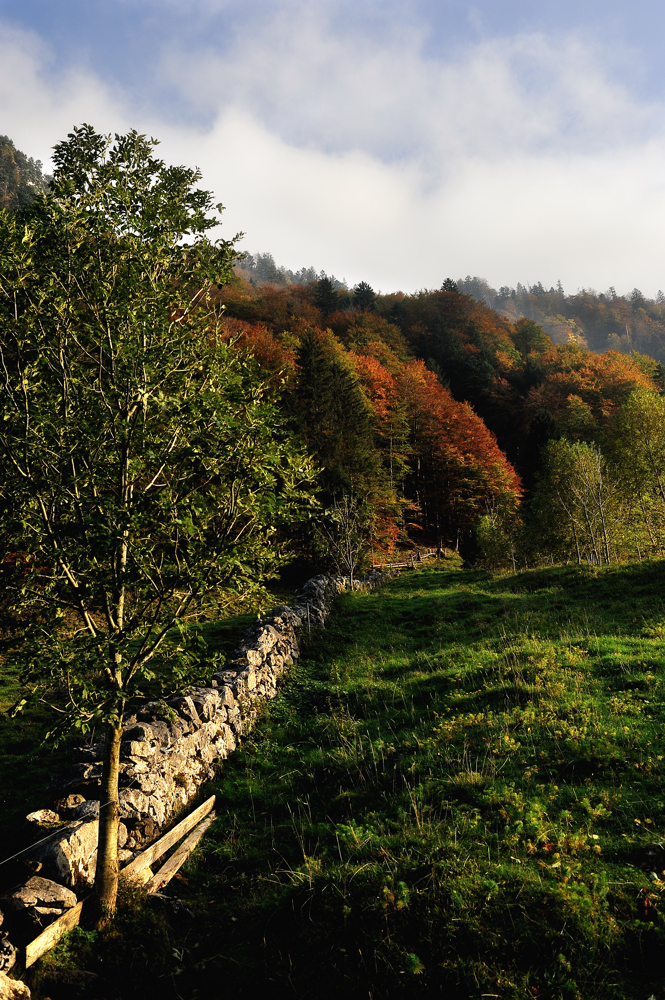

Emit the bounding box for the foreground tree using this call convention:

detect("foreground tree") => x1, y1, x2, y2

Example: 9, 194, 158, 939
0, 126, 316, 922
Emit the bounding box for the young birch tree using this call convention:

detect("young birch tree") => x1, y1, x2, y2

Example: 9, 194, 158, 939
533, 440, 622, 565
608, 388, 665, 556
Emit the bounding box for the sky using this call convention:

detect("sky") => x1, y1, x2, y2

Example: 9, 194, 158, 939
2, 0, 665, 295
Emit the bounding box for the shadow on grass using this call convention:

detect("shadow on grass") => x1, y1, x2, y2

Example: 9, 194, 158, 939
27, 559, 665, 1000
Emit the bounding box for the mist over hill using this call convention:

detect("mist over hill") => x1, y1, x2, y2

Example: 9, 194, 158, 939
457, 275, 665, 363
235, 250, 665, 366
2, 129, 662, 366
235, 251, 348, 290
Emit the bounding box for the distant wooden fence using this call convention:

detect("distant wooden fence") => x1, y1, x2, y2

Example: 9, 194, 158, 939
372, 547, 451, 571
24, 795, 216, 969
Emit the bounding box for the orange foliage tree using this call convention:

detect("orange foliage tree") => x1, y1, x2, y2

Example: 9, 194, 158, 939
525, 344, 659, 437
397, 361, 522, 544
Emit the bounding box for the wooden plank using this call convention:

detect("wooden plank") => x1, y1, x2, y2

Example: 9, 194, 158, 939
121, 794, 215, 880
25, 899, 85, 968
145, 812, 216, 893
131, 864, 154, 886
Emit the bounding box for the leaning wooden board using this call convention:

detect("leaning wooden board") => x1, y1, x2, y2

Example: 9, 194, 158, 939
24, 794, 216, 968
121, 794, 216, 879
24, 900, 85, 968
145, 813, 216, 893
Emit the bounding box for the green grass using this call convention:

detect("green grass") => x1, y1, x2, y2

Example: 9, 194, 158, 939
27, 559, 665, 999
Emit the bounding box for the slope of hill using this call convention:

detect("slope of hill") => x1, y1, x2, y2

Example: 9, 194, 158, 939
34, 558, 665, 1000
377, 284, 661, 484
215, 274, 659, 501
213, 276, 525, 553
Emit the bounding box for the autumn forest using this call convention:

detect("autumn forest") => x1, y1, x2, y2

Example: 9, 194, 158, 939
218, 261, 665, 571
6, 127, 665, 1000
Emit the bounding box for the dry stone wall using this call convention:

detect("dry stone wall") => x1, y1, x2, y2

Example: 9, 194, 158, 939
0, 571, 384, 987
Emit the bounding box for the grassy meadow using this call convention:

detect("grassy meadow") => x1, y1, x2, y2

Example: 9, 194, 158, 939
26, 558, 665, 999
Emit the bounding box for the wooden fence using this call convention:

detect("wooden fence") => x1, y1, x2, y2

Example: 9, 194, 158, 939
24, 795, 217, 969
371, 547, 451, 571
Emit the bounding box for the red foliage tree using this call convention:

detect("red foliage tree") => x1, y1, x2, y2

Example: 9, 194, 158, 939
397, 361, 522, 542
218, 317, 296, 383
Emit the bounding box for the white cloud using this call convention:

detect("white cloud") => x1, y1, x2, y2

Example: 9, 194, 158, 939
175, 114, 665, 294
160, 7, 657, 163
0, 23, 131, 162
2, 10, 665, 295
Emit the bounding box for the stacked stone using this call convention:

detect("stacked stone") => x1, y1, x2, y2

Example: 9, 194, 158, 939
0, 571, 384, 987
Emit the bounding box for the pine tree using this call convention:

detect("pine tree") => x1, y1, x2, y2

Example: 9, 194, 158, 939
353, 281, 376, 311
315, 276, 338, 316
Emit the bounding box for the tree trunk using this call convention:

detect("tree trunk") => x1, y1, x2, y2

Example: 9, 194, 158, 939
93, 714, 124, 927
571, 519, 581, 565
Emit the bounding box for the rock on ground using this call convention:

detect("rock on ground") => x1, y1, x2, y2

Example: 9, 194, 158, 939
25, 810, 60, 825
24, 818, 127, 892
0, 971, 30, 999
1, 877, 77, 929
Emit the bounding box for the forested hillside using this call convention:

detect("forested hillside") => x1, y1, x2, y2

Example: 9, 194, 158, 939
212, 276, 524, 554
0, 135, 50, 211
4, 131, 665, 579
458, 275, 665, 363
213, 271, 665, 568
